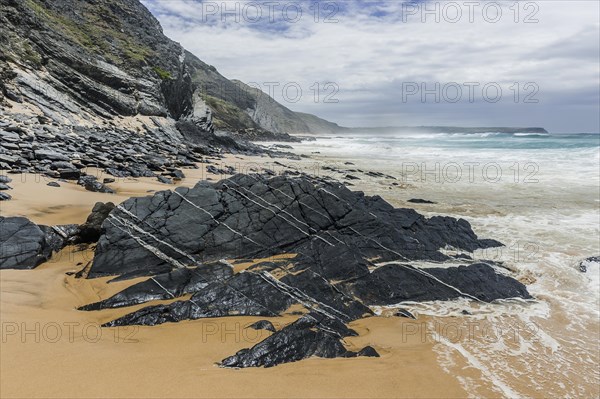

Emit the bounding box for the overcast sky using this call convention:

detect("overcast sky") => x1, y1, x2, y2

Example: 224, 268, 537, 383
141, 0, 599, 133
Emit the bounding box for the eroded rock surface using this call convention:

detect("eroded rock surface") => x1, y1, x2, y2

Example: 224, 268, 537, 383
0, 216, 77, 269
76, 174, 530, 368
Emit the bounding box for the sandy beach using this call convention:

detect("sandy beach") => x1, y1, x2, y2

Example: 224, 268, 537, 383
2, 142, 599, 398
1, 154, 472, 399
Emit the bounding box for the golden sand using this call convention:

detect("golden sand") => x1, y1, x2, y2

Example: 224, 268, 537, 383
0, 158, 468, 398
0, 246, 466, 399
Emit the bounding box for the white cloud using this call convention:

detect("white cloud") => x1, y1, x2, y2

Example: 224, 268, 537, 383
143, 0, 599, 132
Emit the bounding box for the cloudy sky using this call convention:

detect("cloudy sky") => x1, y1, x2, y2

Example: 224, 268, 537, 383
141, 0, 599, 133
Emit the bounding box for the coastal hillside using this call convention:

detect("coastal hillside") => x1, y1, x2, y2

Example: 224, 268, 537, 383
0, 0, 336, 135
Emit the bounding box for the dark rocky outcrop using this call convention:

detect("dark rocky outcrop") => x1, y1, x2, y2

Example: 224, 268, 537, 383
343, 262, 531, 304
103, 270, 297, 326
73, 174, 530, 368
0, 217, 53, 269
0, 174, 532, 367
80, 261, 234, 311
220, 313, 375, 368
88, 174, 504, 279
0, 216, 76, 269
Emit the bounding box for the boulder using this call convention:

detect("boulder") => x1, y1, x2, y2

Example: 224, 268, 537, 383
408, 198, 437, 204
76, 202, 115, 243
157, 175, 173, 184
220, 313, 377, 368
34, 150, 70, 161
78, 176, 115, 193
248, 320, 276, 333
58, 169, 81, 180
0, 217, 51, 269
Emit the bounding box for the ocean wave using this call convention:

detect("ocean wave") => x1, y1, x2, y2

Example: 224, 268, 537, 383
513, 132, 550, 137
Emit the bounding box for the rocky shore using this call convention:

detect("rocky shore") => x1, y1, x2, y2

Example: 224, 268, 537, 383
0, 172, 531, 368
0, 113, 301, 200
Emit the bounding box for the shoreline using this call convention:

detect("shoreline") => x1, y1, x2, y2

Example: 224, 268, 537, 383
1, 152, 471, 399
1, 144, 599, 398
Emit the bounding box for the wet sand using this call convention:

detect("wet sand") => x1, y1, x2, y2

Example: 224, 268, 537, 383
0, 158, 468, 399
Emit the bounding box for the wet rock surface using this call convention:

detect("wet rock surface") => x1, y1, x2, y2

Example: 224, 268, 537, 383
408, 198, 437, 204
0, 217, 77, 269
76, 202, 116, 244
220, 312, 375, 368
72, 174, 530, 368
0, 217, 53, 269
248, 320, 277, 333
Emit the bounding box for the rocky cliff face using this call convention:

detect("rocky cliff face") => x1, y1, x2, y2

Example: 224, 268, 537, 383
0, 0, 341, 136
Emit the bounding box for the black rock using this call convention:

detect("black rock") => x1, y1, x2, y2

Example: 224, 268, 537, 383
49, 161, 77, 170
88, 175, 504, 280
0, 183, 11, 190
47, 182, 60, 187
166, 169, 185, 180
579, 256, 600, 273
356, 346, 380, 357
105, 168, 130, 178
220, 313, 375, 368
104, 271, 296, 327
34, 150, 70, 161
248, 320, 277, 333
58, 169, 81, 180
76, 202, 116, 244
0, 217, 52, 269
344, 262, 531, 304
157, 175, 173, 184
365, 171, 385, 178
81, 262, 233, 310
40, 224, 79, 252
395, 309, 417, 319
103, 178, 116, 184
75, 174, 531, 368
408, 198, 437, 204
0, 192, 11, 201
77, 175, 115, 193
0, 176, 12, 184
206, 165, 236, 175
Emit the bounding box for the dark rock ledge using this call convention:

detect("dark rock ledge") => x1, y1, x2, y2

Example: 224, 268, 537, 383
0, 201, 114, 270
1, 174, 531, 368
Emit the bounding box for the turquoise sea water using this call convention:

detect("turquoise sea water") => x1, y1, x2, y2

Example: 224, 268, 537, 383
332, 131, 600, 151
287, 131, 600, 398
